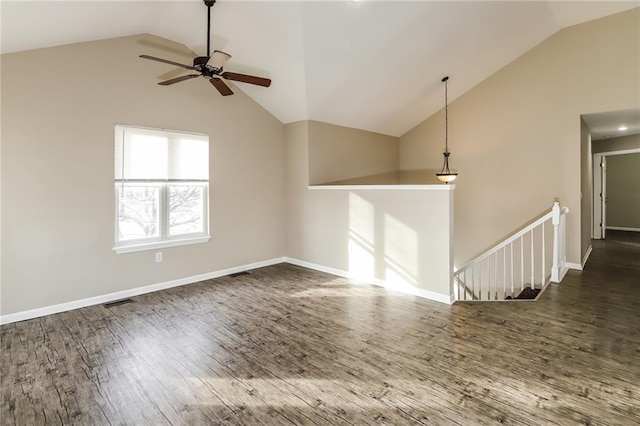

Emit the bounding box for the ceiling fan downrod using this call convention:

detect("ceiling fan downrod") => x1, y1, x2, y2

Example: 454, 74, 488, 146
205, 0, 216, 58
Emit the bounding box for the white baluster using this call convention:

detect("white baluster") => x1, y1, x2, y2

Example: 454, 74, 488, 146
486, 260, 490, 301
471, 266, 475, 300
493, 252, 498, 300
541, 221, 546, 286
530, 229, 535, 289
551, 201, 560, 282
503, 248, 506, 300
520, 235, 524, 291
510, 242, 514, 298
463, 270, 467, 301
480, 261, 483, 301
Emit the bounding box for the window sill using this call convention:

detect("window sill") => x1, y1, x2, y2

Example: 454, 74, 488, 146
113, 236, 210, 254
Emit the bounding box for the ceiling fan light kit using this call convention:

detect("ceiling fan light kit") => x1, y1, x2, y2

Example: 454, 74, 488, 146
436, 76, 459, 184
139, 0, 271, 96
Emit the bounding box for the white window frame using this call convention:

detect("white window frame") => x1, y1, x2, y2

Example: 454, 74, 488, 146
113, 125, 210, 254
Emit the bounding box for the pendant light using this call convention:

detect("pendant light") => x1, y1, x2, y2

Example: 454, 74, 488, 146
436, 76, 458, 183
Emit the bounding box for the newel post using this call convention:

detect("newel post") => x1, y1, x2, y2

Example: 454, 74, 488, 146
551, 201, 561, 283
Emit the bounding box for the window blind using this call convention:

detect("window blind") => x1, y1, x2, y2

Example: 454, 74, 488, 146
115, 125, 209, 181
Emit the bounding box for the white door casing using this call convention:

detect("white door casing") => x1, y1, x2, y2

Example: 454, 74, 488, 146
593, 153, 605, 239
592, 148, 640, 239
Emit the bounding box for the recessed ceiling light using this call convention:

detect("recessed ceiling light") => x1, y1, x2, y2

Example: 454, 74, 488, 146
618, 125, 628, 131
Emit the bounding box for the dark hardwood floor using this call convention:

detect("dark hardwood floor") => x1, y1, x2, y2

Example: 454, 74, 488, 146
2, 232, 639, 425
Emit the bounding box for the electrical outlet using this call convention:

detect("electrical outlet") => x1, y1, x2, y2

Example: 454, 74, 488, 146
155, 252, 163, 263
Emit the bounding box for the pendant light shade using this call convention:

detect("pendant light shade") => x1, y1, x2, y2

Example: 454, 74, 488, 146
436, 76, 458, 184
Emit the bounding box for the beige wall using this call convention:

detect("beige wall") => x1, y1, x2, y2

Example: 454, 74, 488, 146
592, 133, 640, 153
3, 9, 639, 317
399, 9, 640, 266
580, 117, 592, 261
606, 153, 640, 230
308, 121, 399, 185
1, 35, 286, 316
286, 121, 454, 300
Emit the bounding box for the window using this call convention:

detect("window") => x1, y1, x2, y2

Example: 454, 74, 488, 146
114, 125, 209, 253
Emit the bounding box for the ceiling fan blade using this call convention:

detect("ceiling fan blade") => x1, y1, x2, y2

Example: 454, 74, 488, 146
207, 50, 232, 69
159, 74, 201, 86
222, 72, 271, 88
210, 78, 234, 96
140, 55, 195, 70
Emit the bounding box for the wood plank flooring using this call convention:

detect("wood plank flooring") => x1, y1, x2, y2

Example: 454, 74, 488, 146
2, 232, 639, 425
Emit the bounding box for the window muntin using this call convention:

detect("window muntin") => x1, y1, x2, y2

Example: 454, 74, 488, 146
114, 125, 209, 252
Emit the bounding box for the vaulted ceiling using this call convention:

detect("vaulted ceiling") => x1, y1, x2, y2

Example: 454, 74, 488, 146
2, 1, 636, 137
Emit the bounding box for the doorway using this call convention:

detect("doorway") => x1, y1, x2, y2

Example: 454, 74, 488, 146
592, 148, 640, 239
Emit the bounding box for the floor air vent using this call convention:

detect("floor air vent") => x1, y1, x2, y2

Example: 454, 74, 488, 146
104, 298, 134, 308
228, 271, 250, 278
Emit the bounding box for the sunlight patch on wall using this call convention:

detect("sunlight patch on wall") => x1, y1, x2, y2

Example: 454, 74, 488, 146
348, 193, 375, 280
383, 213, 418, 291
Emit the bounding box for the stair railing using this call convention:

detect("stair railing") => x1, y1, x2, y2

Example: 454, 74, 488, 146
453, 201, 569, 302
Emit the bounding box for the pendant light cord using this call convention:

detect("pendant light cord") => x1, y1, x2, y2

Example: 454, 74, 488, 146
443, 76, 449, 153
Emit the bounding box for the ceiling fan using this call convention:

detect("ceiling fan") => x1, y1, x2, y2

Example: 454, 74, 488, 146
139, 0, 271, 96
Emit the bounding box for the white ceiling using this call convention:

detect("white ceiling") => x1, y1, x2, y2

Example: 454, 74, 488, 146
582, 109, 640, 141
2, 1, 637, 137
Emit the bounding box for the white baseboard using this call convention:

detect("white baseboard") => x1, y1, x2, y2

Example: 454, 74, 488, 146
559, 265, 570, 281
1, 255, 455, 325
564, 245, 592, 272
565, 262, 582, 271
0, 257, 286, 325
606, 226, 640, 232
284, 257, 453, 305
582, 245, 593, 269
284, 257, 350, 280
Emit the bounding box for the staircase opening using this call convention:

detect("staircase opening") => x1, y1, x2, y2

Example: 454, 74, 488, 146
453, 201, 569, 302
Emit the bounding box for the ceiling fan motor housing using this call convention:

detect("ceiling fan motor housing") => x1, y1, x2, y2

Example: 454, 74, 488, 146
193, 56, 221, 76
